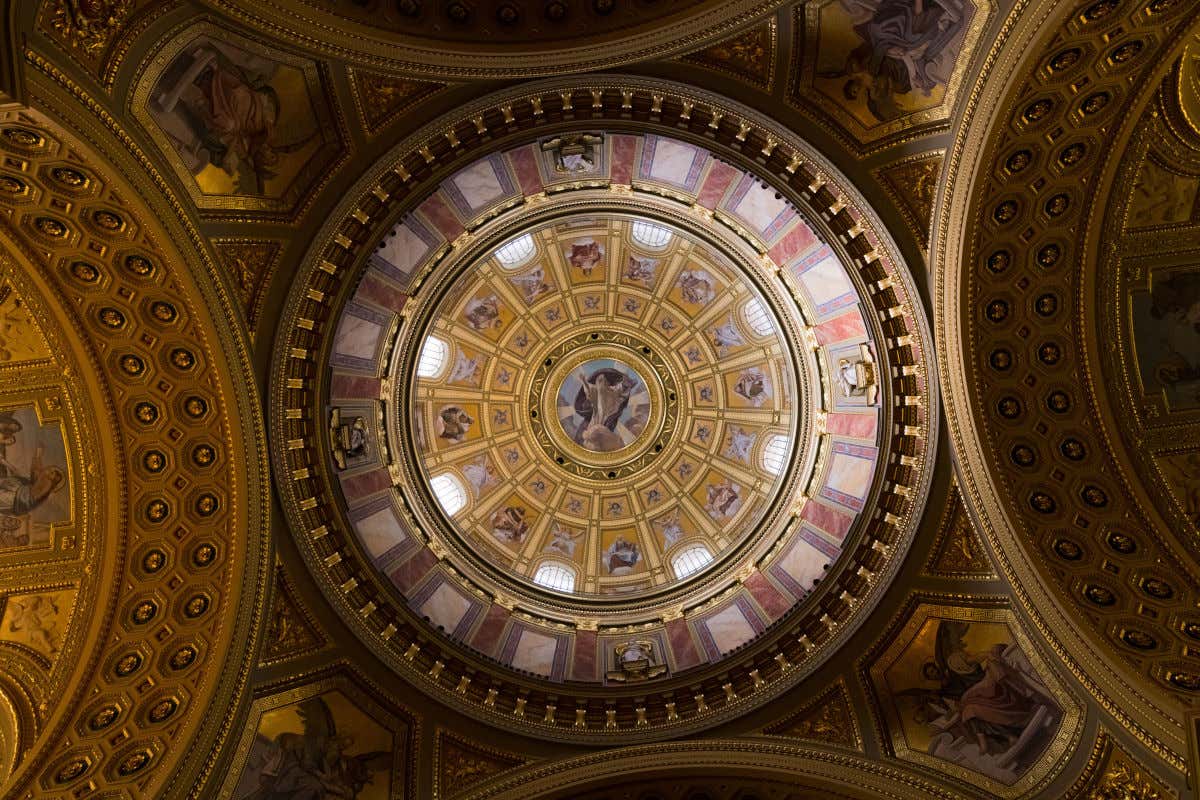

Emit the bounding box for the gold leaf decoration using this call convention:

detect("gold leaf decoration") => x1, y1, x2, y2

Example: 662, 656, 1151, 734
878, 153, 943, 249
436, 730, 527, 795
350, 69, 445, 135
681, 20, 776, 91
925, 483, 995, 578
1066, 731, 1174, 800
212, 239, 282, 340
260, 567, 323, 666
762, 680, 861, 750
44, 0, 132, 58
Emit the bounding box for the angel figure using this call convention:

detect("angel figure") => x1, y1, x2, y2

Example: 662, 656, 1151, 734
237, 695, 390, 800
546, 523, 584, 558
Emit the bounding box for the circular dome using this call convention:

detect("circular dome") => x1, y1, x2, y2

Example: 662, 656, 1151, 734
270, 81, 936, 740
404, 212, 810, 603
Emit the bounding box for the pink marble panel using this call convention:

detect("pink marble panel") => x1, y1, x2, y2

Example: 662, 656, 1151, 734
814, 310, 867, 345
330, 374, 380, 400
695, 160, 739, 209
610, 135, 637, 185
470, 604, 510, 656
800, 499, 854, 540
507, 145, 544, 194
767, 220, 820, 266
666, 617, 702, 670
339, 467, 390, 502
417, 193, 464, 240
744, 572, 792, 621
356, 274, 408, 314
571, 629, 598, 681
388, 546, 438, 594
826, 412, 878, 440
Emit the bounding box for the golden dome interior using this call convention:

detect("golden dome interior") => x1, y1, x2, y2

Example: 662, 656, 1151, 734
0, 0, 1198, 798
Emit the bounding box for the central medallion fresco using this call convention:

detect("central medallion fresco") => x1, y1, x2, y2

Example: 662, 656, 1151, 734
410, 214, 799, 597
556, 356, 649, 456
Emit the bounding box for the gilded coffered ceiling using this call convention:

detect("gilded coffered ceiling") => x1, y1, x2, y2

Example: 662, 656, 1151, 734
0, 0, 1197, 797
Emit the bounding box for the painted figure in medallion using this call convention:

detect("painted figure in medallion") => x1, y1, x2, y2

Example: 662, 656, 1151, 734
705, 479, 743, 519
677, 269, 717, 305
623, 255, 658, 285
566, 240, 604, 276
558, 360, 650, 454
491, 506, 529, 544
603, 536, 641, 575
733, 367, 771, 406
509, 266, 554, 304
233, 694, 391, 800
151, 39, 318, 195
463, 295, 504, 331
889, 619, 1062, 785
0, 409, 68, 548
546, 523, 584, 558
434, 406, 473, 443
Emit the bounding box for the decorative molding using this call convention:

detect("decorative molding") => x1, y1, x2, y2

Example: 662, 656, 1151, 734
762, 679, 862, 751
348, 68, 445, 137
434, 729, 527, 800
680, 18, 778, 92
924, 481, 996, 579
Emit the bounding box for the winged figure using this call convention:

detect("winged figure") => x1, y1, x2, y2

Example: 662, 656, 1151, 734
238, 696, 391, 800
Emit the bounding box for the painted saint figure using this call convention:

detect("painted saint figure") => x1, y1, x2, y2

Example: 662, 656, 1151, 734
434, 406, 473, 443
572, 367, 637, 453
821, 0, 970, 123
604, 536, 641, 575
0, 412, 66, 522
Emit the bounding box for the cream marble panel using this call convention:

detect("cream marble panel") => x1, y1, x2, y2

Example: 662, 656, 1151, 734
732, 180, 790, 233
420, 582, 472, 633
798, 254, 853, 307
510, 628, 559, 676
334, 315, 384, 360
705, 604, 756, 654
378, 221, 437, 276
775, 538, 824, 592
825, 451, 874, 500
452, 159, 506, 209
648, 138, 701, 185
355, 506, 408, 559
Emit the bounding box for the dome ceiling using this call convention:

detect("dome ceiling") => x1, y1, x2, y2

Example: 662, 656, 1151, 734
407, 212, 808, 602
272, 100, 936, 739
9, 0, 1200, 796
200, 0, 787, 78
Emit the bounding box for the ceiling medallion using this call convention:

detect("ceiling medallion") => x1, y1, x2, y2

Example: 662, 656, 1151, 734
530, 331, 676, 479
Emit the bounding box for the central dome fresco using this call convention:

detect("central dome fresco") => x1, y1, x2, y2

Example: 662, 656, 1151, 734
271, 93, 935, 739
406, 212, 806, 600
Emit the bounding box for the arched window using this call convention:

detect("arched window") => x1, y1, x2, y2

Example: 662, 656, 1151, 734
494, 233, 535, 268
416, 335, 449, 378
533, 561, 576, 592
429, 472, 467, 516
631, 220, 673, 249
671, 544, 713, 579
743, 298, 774, 337
761, 433, 789, 476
